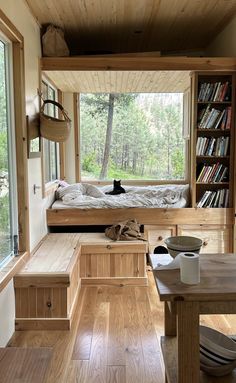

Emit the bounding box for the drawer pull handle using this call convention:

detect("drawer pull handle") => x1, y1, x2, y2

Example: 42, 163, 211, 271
107, 245, 112, 249
47, 301, 52, 308
158, 236, 163, 241
203, 241, 208, 246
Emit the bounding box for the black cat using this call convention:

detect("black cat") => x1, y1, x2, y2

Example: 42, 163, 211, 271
105, 180, 126, 195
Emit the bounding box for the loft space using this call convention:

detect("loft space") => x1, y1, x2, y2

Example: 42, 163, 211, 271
26, 0, 236, 56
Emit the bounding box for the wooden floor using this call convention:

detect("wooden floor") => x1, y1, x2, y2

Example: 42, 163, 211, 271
9, 270, 236, 383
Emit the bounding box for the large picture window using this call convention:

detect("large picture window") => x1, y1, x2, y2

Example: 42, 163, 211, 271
42, 80, 59, 184
80, 93, 186, 181
0, 35, 17, 266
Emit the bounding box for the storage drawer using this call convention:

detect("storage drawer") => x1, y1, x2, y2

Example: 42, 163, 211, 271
177, 225, 232, 253
144, 225, 177, 253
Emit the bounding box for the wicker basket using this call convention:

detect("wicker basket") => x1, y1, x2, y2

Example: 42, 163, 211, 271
40, 100, 71, 142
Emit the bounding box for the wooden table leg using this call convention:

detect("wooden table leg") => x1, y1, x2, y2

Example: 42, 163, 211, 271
164, 302, 176, 336
177, 301, 200, 383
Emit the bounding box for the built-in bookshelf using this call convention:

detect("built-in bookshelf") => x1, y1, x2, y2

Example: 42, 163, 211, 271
191, 72, 235, 208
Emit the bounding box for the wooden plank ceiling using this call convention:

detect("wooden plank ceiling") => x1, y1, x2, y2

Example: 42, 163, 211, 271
44, 70, 190, 93
26, 0, 236, 55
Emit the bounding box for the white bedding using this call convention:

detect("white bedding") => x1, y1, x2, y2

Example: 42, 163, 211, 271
52, 183, 189, 209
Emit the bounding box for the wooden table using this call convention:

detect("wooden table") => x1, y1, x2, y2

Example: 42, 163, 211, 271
153, 253, 236, 383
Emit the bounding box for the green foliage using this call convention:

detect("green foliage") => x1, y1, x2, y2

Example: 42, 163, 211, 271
0, 194, 11, 259
0, 41, 12, 260
0, 131, 8, 171
80, 93, 185, 181
82, 153, 100, 175
0, 194, 10, 232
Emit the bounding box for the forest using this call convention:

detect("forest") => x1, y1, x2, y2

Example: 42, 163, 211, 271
0, 40, 11, 261
80, 92, 185, 181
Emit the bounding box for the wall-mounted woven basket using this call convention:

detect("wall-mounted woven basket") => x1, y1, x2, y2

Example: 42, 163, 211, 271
40, 99, 71, 142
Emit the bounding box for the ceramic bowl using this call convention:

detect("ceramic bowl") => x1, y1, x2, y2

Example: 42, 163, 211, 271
200, 326, 236, 359
200, 359, 236, 377
164, 236, 203, 258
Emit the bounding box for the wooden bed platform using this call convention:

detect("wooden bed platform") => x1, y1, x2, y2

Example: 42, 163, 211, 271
47, 207, 234, 226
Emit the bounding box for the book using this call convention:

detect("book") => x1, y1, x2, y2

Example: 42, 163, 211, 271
214, 109, 225, 130
223, 137, 229, 156
225, 106, 232, 130
206, 191, 217, 207
197, 191, 211, 208
219, 82, 229, 101
213, 190, 221, 207
224, 189, 229, 207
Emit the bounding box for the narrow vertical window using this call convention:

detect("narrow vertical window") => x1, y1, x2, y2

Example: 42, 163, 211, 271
0, 36, 17, 265
42, 80, 59, 184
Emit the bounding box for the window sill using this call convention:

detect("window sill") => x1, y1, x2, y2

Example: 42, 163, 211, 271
86, 180, 189, 186
0, 251, 29, 293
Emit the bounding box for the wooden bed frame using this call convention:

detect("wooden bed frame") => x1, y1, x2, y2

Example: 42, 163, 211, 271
46, 207, 234, 226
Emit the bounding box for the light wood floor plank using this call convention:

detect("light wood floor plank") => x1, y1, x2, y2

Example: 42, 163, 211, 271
123, 288, 145, 383
107, 294, 125, 366
66, 360, 89, 383
135, 287, 164, 383
72, 287, 98, 360
87, 302, 110, 383
106, 366, 126, 383
0, 348, 51, 383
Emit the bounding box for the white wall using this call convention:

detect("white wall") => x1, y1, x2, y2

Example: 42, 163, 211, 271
205, 16, 236, 56
0, 280, 15, 346
0, 0, 51, 345
64, 93, 76, 183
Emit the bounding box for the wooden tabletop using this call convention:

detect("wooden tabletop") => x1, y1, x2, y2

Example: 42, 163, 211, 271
153, 253, 236, 302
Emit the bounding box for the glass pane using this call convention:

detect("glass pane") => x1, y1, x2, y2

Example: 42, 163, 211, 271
49, 142, 57, 180
42, 81, 58, 182
0, 40, 13, 263
43, 139, 50, 183
80, 93, 185, 181
48, 86, 56, 117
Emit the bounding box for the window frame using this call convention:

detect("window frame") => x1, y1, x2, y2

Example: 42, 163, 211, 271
0, 9, 29, 287
0, 32, 18, 266
41, 76, 60, 197
78, 92, 190, 185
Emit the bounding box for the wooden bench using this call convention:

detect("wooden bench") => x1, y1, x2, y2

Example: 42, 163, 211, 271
14, 233, 81, 331
14, 233, 148, 330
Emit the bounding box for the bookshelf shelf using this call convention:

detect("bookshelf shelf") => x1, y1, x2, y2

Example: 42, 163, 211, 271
197, 129, 230, 133
196, 156, 229, 159
196, 182, 229, 186
191, 72, 235, 209
197, 101, 231, 105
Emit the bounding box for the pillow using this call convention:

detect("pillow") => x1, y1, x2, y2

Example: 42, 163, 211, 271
56, 184, 81, 199
58, 179, 70, 188
82, 183, 105, 198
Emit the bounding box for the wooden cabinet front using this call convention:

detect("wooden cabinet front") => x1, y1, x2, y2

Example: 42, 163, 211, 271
144, 225, 177, 253
177, 225, 232, 253
80, 240, 148, 285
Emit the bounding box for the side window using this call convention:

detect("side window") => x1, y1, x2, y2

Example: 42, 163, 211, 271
0, 35, 18, 265
42, 80, 59, 184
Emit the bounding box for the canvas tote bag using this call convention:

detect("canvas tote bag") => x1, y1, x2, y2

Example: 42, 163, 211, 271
42, 25, 69, 57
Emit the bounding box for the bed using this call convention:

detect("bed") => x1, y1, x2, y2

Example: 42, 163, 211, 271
52, 183, 190, 209
46, 183, 233, 227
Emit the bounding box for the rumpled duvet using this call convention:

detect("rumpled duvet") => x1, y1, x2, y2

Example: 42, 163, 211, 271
57, 183, 189, 209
